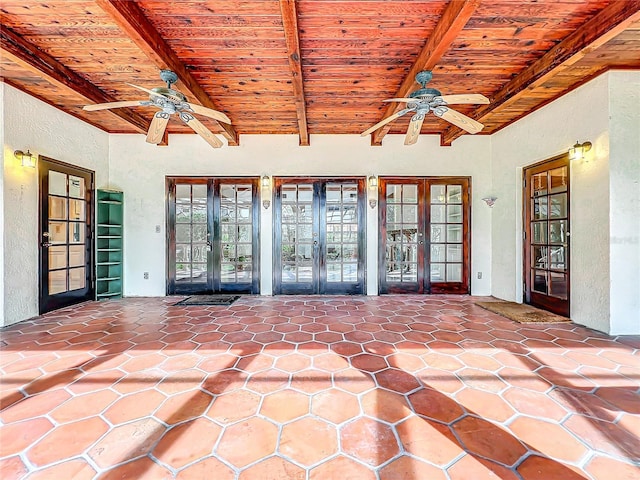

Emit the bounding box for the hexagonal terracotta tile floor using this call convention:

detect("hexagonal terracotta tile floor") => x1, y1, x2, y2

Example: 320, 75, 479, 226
1, 295, 639, 479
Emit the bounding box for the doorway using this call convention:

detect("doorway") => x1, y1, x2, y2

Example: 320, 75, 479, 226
378, 177, 470, 294
38, 157, 94, 314
167, 177, 260, 295
273, 178, 366, 295
524, 156, 570, 316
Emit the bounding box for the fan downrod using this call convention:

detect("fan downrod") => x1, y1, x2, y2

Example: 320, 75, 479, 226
160, 69, 179, 89
415, 70, 433, 88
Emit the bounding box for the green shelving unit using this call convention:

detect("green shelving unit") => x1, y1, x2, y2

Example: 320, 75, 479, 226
96, 189, 123, 300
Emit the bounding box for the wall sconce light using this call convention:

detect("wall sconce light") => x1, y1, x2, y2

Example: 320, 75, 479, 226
368, 175, 378, 209
261, 175, 271, 209
568, 140, 592, 161
14, 149, 36, 168
482, 196, 497, 207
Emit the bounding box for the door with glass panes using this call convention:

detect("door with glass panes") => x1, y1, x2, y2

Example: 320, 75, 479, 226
379, 177, 470, 294
273, 178, 365, 295
167, 178, 259, 294
524, 156, 570, 316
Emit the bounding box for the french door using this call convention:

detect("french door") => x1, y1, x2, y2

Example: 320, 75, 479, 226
524, 156, 570, 316
273, 178, 366, 295
39, 157, 94, 314
379, 177, 470, 294
167, 177, 259, 295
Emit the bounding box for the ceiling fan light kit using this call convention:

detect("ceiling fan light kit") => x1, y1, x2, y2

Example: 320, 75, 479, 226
83, 70, 231, 149
362, 70, 489, 145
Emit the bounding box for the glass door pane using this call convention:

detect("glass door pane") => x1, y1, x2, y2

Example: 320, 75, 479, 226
430, 184, 463, 283
175, 183, 209, 287
385, 183, 420, 284
219, 183, 253, 284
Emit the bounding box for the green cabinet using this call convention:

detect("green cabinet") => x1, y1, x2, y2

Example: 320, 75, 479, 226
96, 189, 123, 299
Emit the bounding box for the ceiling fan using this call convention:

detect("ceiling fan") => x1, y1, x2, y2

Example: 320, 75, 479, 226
83, 70, 231, 148
362, 70, 490, 145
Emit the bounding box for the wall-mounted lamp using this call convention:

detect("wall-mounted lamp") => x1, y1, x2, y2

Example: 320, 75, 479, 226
368, 175, 378, 209
568, 140, 592, 161
261, 175, 271, 209
15, 149, 36, 168
482, 196, 497, 207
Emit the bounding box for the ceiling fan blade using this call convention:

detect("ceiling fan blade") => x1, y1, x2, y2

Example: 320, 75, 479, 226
127, 83, 184, 103
382, 98, 419, 103
186, 103, 231, 124
404, 113, 425, 145
361, 108, 412, 136
146, 111, 170, 144
179, 112, 223, 148
435, 107, 484, 134
83, 100, 148, 111
437, 94, 490, 105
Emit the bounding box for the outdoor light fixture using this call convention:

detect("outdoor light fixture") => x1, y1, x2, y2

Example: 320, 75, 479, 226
15, 149, 36, 168
368, 175, 378, 209
482, 196, 498, 207
568, 141, 592, 161
261, 175, 271, 209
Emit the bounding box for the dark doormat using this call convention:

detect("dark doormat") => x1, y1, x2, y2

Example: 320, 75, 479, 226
174, 295, 241, 306
475, 300, 571, 324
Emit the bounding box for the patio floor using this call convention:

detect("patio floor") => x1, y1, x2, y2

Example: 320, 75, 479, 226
0, 295, 638, 479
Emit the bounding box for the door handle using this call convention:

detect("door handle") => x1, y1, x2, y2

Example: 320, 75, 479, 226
313, 240, 318, 246
42, 242, 52, 248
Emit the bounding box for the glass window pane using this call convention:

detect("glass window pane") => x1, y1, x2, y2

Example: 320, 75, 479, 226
237, 244, 252, 260
431, 264, 445, 283
49, 171, 67, 196
327, 245, 341, 261
447, 245, 462, 262
327, 206, 342, 224
549, 272, 568, 299
49, 222, 67, 244
431, 185, 446, 204
236, 185, 252, 204
431, 224, 445, 243
402, 205, 418, 223
297, 225, 313, 242
222, 245, 236, 262
447, 205, 462, 223
533, 270, 547, 294
298, 205, 313, 223
298, 185, 313, 202
403, 185, 418, 203
190, 264, 207, 281
343, 244, 357, 260
220, 185, 236, 202
176, 185, 191, 203
549, 167, 568, 194
549, 220, 567, 244
192, 205, 207, 223
49, 270, 67, 294
282, 186, 297, 203
221, 205, 235, 222
431, 245, 445, 262
431, 205, 446, 223
192, 245, 208, 263
298, 244, 313, 260
446, 264, 462, 282
533, 246, 547, 268
343, 185, 357, 203
282, 264, 296, 282
69, 267, 85, 290
532, 173, 547, 196
192, 225, 207, 242
447, 185, 462, 204
69, 199, 84, 221
343, 264, 357, 282
550, 246, 566, 271
69, 246, 84, 267
49, 196, 67, 220
532, 222, 547, 244
447, 225, 462, 243
386, 185, 402, 203
533, 197, 548, 220
221, 225, 235, 242
176, 244, 191, 262
550, 194, 567, 218
221, 264, 235, 283
69, 222, 84, 244
238, 225, 252, 242
49, 246, 67, 269
387, 205, 400, 223
327, 263, 341, 282
326, 185, 341, 203
402, 263, 417, 282
69, 176, 84, 199
327, 224, 341, 243
176, 205, 191, 223
177, 224, 191, 242
237, 206, 251, 223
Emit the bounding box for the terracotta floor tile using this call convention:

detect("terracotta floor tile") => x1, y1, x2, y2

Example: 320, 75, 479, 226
333, 367, 377, 394
275, 353, 312, 372
260, 389, 309, 423
416, 367, 465, 393
563, 414, 639, 461
0, 456, 28, 479
239, 456, 306, 480
509, 416, 588, 463
585, 455, 640, 480
312, 388, 360, 424
176, 457, 235, 480
456, 368, 508, 393
154, 389, 213, 425
516, 455, 589, 480
453, 416, 527, 466
447, 454, 520, 480
25, 459, 96, 480
103, 389, 165, 424
153, 418, 222, 469
217, 417, 278, 468
409, 387, 466, 424
98, 456, 173, 479
280, 417, 338, 466
290, 369, 333, 394
340, 417, 400, 466
350, 353, 389, 373
245, 368, 290, 394
361, 388, 411, 424
396, 416, 463, 466
0, 388, 70, 423
375, 368, 422, 393
503, 387, 568, 421
310, 455, 376, 479
456, 388, 516, 422
206, 388, 261, 424
380, 455, 448, 480
0, 417, 53, 458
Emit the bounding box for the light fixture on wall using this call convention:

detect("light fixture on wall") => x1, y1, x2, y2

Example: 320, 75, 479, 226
482, 196, 497, 207
568, 140, 592, 161
368, 176, 378, 209
14, 149, 36, 168
261, 175, 271, 209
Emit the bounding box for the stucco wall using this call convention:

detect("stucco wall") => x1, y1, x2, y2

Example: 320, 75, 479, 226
108, 133, 493, 298
608, 71, 640, 334
1, 84, 109, 326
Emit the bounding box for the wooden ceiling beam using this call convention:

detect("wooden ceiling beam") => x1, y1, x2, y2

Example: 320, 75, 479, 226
370, 0, 480, 146
95, 0, 239, 146
0, 25, 149, 134
280, 0, 309, 146
441, 0, 640, 145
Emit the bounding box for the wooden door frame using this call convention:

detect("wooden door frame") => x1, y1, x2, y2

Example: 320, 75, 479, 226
523, 154, 571, 316
378, 176, 471, 295
38, 156, 95, 314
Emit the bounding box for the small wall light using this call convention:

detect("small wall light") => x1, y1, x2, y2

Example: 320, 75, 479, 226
482, 196, 497, 207
261, 175, 271, 209
15, 149, 36, 168
368, 175, 378, 209
568, 141, 592, 161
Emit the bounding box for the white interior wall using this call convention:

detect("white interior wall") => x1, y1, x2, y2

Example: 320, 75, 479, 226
1, 84, 109, 326
107, 133, 493, 298
608, 71, 640, 334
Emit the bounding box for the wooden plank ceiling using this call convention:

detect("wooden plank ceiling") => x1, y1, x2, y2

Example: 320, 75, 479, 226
1, 0, 639, 146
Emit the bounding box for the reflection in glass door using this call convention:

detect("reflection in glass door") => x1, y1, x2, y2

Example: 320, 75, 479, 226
39, 157, 94, 314
379, 177, 470, 294
524, 157, 570, 316
273, 178, 365, 295
167, 178, 259, 295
